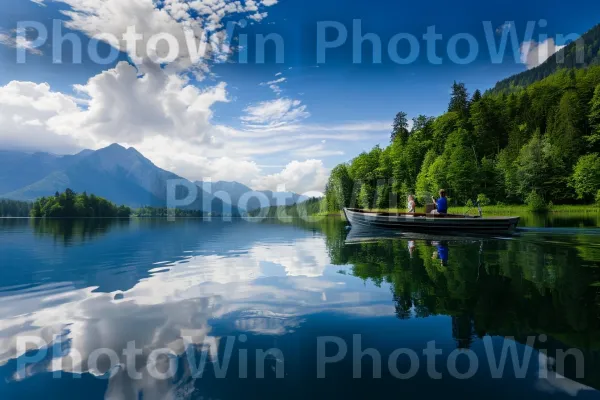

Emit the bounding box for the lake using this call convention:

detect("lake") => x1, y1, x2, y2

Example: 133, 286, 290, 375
1, 216, 600, 400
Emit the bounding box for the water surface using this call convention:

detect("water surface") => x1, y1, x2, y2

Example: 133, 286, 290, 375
1, 217, 600, 399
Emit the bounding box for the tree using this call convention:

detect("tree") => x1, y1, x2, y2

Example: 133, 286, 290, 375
515, 133, 569, 202
431, 112, 460, 154
444, 129, 478, 204
571, 153, 600, 201
391, 111, 409, 143
470, 96, 503, 158
547, 90, 586, 164
448, 82, 470, 120
326, 64, 600, 210
587, 84, 600, 152
471, 89, 482, 104
325, 164, 354, 210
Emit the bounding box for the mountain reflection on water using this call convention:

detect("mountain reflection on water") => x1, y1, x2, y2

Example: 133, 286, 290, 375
0, 217, 600, 400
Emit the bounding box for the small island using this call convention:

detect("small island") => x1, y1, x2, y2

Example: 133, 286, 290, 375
29, 189, 131, 218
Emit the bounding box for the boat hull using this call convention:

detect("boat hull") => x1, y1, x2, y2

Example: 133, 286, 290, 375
343, 208, 520, 234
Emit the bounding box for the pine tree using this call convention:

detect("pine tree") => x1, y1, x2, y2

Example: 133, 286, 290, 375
391, 112, 409, 143
448, 82, 470, 120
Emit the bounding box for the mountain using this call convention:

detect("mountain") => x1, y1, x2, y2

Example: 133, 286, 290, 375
0, 144, 307, 213
195, 180, 308, 211
1, 144, 236, 214
0, 149, 91, 194
494, 23, 600, 91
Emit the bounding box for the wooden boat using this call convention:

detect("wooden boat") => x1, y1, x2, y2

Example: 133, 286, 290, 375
343, 208, 520, 233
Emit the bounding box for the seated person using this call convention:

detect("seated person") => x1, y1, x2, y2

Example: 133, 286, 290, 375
431, 189, 448, 214
407, 195, 416, 213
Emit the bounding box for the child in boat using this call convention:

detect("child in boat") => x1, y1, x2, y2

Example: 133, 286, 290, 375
407, 195, 416, 213
431, 189, 448, 214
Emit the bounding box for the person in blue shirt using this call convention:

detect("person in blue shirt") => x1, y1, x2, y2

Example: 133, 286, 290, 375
432, 189, 448, 214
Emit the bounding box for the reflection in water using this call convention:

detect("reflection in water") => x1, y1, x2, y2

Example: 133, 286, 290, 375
0, 217, 600, 399
31, 218, 130, 245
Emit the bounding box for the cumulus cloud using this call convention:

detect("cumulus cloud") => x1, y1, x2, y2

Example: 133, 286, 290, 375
25, 0, 279, 73
520, 38, 566, 69
0, 64, 389, 192
251, 159, 329, 194
0, 81, 90, 152
50, 62, 229, 144
0, 0, 388, 194
241, 98, 309, 129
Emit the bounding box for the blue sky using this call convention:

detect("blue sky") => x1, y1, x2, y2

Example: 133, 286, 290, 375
0, 0, 598, 193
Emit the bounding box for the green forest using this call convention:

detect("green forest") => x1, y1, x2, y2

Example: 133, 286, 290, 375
323, 65, 600, 212
0, 199, 32, 217
250, 197, 323, 218
30, 189, 131, 218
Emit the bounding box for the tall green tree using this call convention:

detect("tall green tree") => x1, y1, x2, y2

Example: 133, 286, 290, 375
571, 153, 600, 201
391, 111, 409, 143
325, 164, 354, 210
547, 90, 586, 164
470, 96, 503, 158
587, 84, 600, 152
448, 82, 470, 120
515, 133, 569, 202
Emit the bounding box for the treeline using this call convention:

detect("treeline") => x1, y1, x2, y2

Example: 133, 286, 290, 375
133, 206, 206, 218
0, 199, 32, 217
31, 189, 131, 218
324, 66, 600, 212
250, 198, 323, 218
494, 24, 600, 92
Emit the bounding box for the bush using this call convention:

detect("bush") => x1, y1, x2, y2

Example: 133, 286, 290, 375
476, 193, 490, 207
526, 190, 548, 212
571, 153, 600, 201
596, 190, 600, 207
465, 199, 474, 208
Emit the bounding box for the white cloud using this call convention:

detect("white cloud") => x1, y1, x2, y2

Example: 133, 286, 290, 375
0, 81, 89, 153
496, 22, 513, 35
520, 38, 566, 69
0, 0, 382, 194
50, 62, 229, 144
265, 77, 286, 85
0, 32, 43, 55
248, 12, 268, 22
260, 76, 287, 95
241, 98, 309, 129
0, 69, 386, 192
292, 144, 344, 158
251, 159, 329, 194
25, 0, 279, 74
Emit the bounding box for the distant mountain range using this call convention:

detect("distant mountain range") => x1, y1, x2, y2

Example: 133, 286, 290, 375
0, 144, 307, 212
194, 180, 308, 211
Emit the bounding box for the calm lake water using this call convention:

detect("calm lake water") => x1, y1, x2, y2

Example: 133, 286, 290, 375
1, 216, 600, 400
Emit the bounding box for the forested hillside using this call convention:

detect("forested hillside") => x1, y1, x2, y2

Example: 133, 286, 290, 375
494, 24, 600, 91
324, 66, 600, 212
